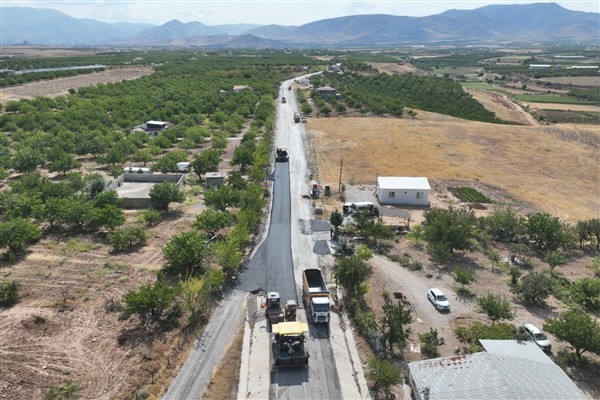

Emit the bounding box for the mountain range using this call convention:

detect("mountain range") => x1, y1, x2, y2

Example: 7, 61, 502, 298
1, 3, 598, 48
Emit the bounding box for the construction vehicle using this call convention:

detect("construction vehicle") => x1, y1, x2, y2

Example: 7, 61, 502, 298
272, 321, 309, 368
282, 96, 286, 103
284, 300, 298, 321
265, 291, 285, 324
302, 269, 330, 324
294, 112, 301, 123
275, 146, 289, 162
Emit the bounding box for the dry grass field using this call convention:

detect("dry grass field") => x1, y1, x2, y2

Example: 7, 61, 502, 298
306, 112, 599, 222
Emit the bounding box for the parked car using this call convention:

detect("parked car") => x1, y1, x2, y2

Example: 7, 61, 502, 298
522, 324, 552, 352
427, 288, 450, 312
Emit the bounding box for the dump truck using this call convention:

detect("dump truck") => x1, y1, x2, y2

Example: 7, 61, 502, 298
310, 181, 319, 199
294, 112, 301, 123
272, 321, 309, 368
265, 291, 285, 324
282, 96, 286, 103
275, 146, 289, 162
302, 269, 330, 324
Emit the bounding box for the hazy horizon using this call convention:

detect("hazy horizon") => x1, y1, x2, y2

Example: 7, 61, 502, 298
2, 0, 598, 27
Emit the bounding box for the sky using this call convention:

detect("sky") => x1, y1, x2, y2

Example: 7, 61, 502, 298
3, 0, 599, 26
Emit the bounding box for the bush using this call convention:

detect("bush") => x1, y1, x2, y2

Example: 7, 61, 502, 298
512, 272, 554, 306
109, 226, 147, 252
419, 327, 445, 358
0, 281, 20, 306
135, 209, 161, 226
454, 322, 517, 352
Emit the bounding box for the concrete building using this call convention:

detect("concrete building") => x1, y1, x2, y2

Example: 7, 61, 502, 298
375, 176, 430, 206
107, 173, 184, 208
316, 85, 337, 99
203, 171, 227, 187
408, 340, 585, 400
132, 120, 169, 137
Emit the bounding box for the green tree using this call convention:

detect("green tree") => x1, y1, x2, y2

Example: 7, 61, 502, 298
192, 149, 221, 177
214, 237, 243, 276
569, 277, 600, 313
109, 226, 147, 252
230, 143, 254, 172
203, 185, 240, 211
545, 250, 566, 276
122, 280, 181, 328
367, 357, 401, 398
335, 255, 370, 297
193, 209, 233, 238
48, 151, 81, 175
135, 209, 161, 227
57, 195, 94, 231
544, 309, 600, 362
149, 182, 185, 211
512, 272, 553, 306
481, 205, 525, 242
92, 189, 125, 208
163, 231, 209, 279
423, 207, 477, 259
453, 266, 476, 290
133, 148, 154, 166
379, 291, 413, 354
365, 220, 394, 245
0, 218, 42, 254
526, 212, 565, 252
508, 264, 522, 286
329, 209, 344, 239
410, 224, 425, 246
179, 276, 210, 325
91, 205, 125, 231
419, 327, 446, 358
152, 150, 188, 174
12, 147, 45, 173
475, 293, 515, 324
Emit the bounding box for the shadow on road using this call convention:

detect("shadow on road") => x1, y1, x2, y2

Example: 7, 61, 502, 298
272, 367, 309, 387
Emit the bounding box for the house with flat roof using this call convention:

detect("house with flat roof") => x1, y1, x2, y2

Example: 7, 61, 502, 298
408, 340, 585, 400
131, 120, 169, 137
376, 176, 430, 206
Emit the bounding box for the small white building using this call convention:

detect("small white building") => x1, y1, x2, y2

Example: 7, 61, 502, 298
376, 176, 430, 206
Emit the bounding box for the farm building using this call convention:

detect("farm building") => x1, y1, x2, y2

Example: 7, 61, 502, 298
529, 64, 552, 70
131, 120, 169, 137
376, 176, 430, 206
316, 85, 337, 98
408, 340, 584, 400
203, 171, 228, 187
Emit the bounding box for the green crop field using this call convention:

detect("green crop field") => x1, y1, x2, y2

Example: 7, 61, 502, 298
514, 94, 591, 104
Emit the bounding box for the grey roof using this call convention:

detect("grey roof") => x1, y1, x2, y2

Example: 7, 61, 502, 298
409, 344, 585, 400
480, 339, 552, 364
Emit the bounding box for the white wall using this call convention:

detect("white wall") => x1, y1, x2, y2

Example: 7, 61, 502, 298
377, 187, 429, 206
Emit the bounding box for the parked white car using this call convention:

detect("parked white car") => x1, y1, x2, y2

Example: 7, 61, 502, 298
427, 288, 450, 312
522, 324, 552, 352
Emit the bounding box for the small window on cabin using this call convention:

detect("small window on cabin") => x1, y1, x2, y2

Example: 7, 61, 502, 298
416, 192, 423, 199
389, 191, 395, 198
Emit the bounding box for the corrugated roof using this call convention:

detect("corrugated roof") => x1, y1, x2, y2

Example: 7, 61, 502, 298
377, 176, 430, 190
409, 344, 585, 400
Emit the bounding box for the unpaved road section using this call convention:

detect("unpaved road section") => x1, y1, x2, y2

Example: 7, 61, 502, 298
0, 67, 152, 103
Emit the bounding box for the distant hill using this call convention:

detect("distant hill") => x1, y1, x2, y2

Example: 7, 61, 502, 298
1, 3, 598, 47
246, 3, 599, 45
0, 7, 153, 45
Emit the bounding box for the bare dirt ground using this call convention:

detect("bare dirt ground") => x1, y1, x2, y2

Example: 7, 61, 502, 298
369, 62, 419, 75
527, 103, 600, 112
538, 76, 600, 89
0, 67, 153, 103
466, 88, 538, 125
306, 113, 599, 223
0, 204, 197, 399
1, 47, 100, 58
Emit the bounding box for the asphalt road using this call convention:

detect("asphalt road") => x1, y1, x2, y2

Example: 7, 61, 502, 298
164, 76, 363, 400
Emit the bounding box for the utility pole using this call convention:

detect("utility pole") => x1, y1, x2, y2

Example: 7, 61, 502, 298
338, 157, 343, 193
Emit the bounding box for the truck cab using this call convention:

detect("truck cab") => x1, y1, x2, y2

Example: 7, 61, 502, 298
309, 297, 330, 324
294, 112, 301, 123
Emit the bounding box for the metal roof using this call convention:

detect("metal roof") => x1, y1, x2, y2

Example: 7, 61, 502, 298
377, 176, 430, 190
409, 342, 585, 400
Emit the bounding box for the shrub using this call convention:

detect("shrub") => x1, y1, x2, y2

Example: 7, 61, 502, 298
135, 209, 161, 226
109, 226, 147, 252
455, 321, 517, 352
419, 327, 445, 358
512, 272, 554, 306
0, 281, 20, 306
